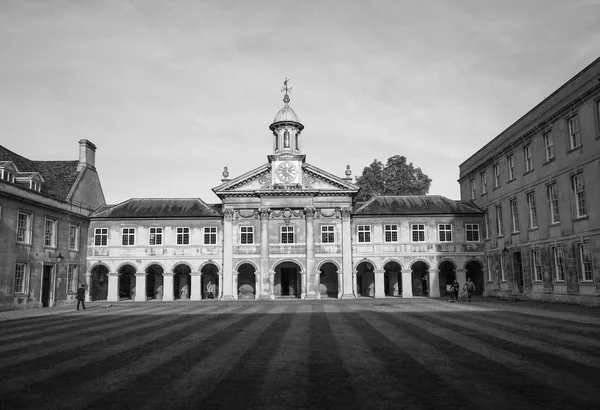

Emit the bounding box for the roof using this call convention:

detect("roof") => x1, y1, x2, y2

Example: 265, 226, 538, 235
92, 198, 222, 218
273, 105, 300, 123
0, 145, 80, 201
353, 195, 483, 216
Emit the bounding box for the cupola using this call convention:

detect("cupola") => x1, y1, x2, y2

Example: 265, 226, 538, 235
269, 79, 304, 155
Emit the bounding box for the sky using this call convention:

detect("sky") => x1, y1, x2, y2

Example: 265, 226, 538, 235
1, 0, 599, 205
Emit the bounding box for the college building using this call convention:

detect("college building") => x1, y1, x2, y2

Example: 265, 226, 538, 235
459, 57, 600, 305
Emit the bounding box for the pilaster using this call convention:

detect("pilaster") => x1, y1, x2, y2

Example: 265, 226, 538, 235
429, 268, 440, 298
341, 208, 354, 298
85, 273, 92, 302
305, 207, 316, 298
190, 272, 202, 301
401, 269, 413, 298
135, 273, 147, 302
456, 268, 467, 289
107, 272, 119, 302
260, 208, 270, 299
221, 209, 234, 300
163, 272, 174, 302
374, 269, 385, 299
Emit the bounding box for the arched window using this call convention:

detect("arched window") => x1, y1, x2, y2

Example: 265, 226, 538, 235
295, 133, 299, 151
284, 130, 290, 148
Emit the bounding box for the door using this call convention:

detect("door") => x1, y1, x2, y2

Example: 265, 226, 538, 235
42, 265, 53, 307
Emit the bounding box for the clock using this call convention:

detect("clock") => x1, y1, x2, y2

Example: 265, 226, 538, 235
276, 162, 297, 182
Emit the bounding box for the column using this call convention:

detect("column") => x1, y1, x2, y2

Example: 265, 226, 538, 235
374, 269, 385, 299
305, 207, 317, 299
337, 270, 343, 299
135, 273, 147, 302
340, 208, 355, 298
301, 271, 307, 299
269, 271, 275, 300
163, 272, 174, 301
221, 209, 234, 300
154, 274, 164, 300
401, 269, 413, 298
388, 272, 399, 296
259, 208, 270, 299
191, 272, 202, 301
315, 270, 321, 299
218, 273, 224, 300
429, 268, 440, 298
107, 272, 119, 302
85, 273, 92, 302
255, 273, 260, 300
233, 273, 239, 300
456, 268, 467, 289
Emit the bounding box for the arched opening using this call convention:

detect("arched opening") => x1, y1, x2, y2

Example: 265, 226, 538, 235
237, 263, 256, 299
438, 261, 456, 299
90, 264, 109, 301
319, 262, 339, 298
173, 264, 191, 300
146, 264, 164, 300
356, 261, 375, 298
411, 261, 429, 296
384, 261, 402, 297
466, 260, 485, 295
118, 264, 136, 300
274, 261, 301, 298
201, 263, 219, 299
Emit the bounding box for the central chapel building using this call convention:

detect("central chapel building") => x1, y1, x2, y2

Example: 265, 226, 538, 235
86, 91, 485, 302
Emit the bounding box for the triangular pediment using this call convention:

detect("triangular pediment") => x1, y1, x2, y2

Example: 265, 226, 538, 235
212, 162, 358, 197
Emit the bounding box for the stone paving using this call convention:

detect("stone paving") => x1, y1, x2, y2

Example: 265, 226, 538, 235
0, 297, 598, 409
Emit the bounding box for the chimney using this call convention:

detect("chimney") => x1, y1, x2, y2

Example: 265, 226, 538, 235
78, 139, 97, 171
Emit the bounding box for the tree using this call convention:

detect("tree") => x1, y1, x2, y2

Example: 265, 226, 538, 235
355, 155, 431, 202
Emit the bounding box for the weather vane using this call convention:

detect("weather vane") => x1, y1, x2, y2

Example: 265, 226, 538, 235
281, 77, 292, 95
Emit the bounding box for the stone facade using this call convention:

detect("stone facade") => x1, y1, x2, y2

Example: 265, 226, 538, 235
459, 57, 600, 306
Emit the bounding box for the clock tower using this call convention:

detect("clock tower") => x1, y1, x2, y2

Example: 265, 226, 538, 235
268, 79, 305, 186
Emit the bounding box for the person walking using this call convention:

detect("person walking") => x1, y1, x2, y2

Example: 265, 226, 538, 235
77, 284, 86, 310
464, 277, 476, 302
450, 279, 460, 302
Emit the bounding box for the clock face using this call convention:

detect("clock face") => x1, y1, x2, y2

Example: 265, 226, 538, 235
276, 162, 297, 182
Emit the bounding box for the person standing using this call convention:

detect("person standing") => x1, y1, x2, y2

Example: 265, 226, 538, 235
77, 284, 86, 310
464, 277, 476, 302
450, 279, 460, 302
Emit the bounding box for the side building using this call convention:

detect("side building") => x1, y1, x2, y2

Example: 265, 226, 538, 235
459, 57, 600, 305
0, 140, 105, 308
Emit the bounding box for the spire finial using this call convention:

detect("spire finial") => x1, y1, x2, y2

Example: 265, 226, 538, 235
281, 77, 292, 105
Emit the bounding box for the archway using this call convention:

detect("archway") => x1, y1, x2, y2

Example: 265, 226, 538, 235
146, 264, 164, 300
411, 261, 429, 296
118, 264, 136, 300
274, 261, 302, 298
383, 261, 402, 297
356, 261, 375, 298
319, 262, 339, 298
438, 260, 456, 299
90, 264, 109, 301
466, 260, 485, 295
173, 264, 191, 300
237, 263, 256, 299
201, 263, 219, 299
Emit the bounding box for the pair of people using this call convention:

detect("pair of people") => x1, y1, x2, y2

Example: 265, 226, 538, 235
448, 278, 476, 302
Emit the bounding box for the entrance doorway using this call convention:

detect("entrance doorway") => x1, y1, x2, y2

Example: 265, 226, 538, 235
42, 265, 53, 307
274, 261, 302, 298
280, 268, 297, 296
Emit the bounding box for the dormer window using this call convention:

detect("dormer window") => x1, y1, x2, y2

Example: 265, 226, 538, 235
0, 161, 18, 183
14, 172, 44, 192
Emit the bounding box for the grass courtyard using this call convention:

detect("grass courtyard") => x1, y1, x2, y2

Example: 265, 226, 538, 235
0, 298, 599, 410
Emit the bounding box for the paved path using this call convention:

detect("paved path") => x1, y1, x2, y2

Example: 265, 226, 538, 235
0, 299, 598, 409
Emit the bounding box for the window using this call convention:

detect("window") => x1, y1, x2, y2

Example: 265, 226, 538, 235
524, 144, 533, 172
531, 249, 542, 281
357, 225, 371, 243
572, 174, 587, 218
176, 227, 190, 245
67, 264, 78, 292
16, 211, 32, 244
553, 246, 565, 281
548, 184, 560, 224
486, 256, 493, 281
470, 179, 475, 200
567, 114, 581, 149
44, 218, 57, 247
411, 224, 425, 242
94, 228, 108, 246
466, 224, 479, 242
543, 132, 554, 161
438, 224, 452, 242
321, 225, 335, 243
510, 199, 519, 233
526, 192, 537, 229
500, 253, 506, 281
69, 224, 80, 251
484, 211, 490, 239
496, 205, 504, 236
494, 164, 500, 188
384, 224, 398, 242
507, 155, 515, 180
240, 226, 254, 244
149, 227, 163, 246
481, 172, 487, 194
204, 227, 217, 245
14, 263, 28, 293
579, 243, 593, 282
121, 228, 135, 246
281, 226, 294, 244
284, 130, 290, 148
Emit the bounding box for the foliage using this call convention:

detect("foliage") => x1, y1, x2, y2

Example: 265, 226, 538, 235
355, 155, 431, 202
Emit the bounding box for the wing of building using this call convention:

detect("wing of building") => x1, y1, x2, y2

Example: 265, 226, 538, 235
459, 57, 600, 305
0, 140, 105, 307
85, 89, 486, 303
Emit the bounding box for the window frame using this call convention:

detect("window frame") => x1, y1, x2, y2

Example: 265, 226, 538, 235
149, 227, 163, 246
500, 253, 506, 281
543, 132, 554, 161
44, 217, 58, 248
67, 264, 78, 293
69, 223, 80, 251
572, 174, 587, 218
203, 226, 217, 245
531, 249, 542, 282
281, 225, 295, 244
496, 205, 504, 237
524, 144, 533, 173
121, 227, 136, 246
383, 224, 398, 243
548, 184, 560, 224
240, 226, 255, 245
176, 227, 190, 245
320, 225, 335, 244
14, 262, 29, 294
357, 225, 371, 243
16, 211, 32, 244
411, 224, 426, 243
510, 199, 519, 233
438, 224, 452, 242
484, 210, 490, 240
507, 155, 515, 181
493, 164, 500, 188
526, 192, 537, 229
553, 246, 565, 282
567, 114, 581, 149
470, 179, 475, 200
465, 224, 480, 242
480, 171, 487, 194
94, 228, 108, 247
579, 243, 593, 282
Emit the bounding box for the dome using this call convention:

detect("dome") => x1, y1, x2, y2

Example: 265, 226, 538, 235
273, 105, 300, 123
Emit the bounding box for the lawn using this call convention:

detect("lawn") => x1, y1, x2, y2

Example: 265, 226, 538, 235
0, 299, 599, 409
